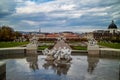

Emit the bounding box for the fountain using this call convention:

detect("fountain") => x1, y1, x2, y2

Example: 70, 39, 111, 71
42, 36, 72, 63
26, 35, 38, 54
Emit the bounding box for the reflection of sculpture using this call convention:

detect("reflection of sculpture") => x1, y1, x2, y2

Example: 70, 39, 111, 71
26, 54, 39, 71
42, 36, 72, 63
56, 63, 70, 76
43, 61, 56, 70
43, 61, 71, 76
87, 54, 99, 74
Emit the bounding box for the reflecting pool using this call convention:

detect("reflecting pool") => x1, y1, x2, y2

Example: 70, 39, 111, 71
0, 53, 120, 80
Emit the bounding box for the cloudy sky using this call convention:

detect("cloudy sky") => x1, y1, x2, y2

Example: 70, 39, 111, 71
0, 0, 120, 32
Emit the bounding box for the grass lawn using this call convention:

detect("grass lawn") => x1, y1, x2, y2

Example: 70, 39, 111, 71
98, 42, 120, 49
38, 45, 87, 50
0, 42, 29, 48
38, 46, 50, 50
71, 46, 87, 50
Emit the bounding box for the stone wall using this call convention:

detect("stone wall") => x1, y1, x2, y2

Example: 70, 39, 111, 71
100, 50, 120, 58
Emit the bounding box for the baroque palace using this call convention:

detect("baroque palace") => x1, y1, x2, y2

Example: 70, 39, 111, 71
93, 20, 120, 42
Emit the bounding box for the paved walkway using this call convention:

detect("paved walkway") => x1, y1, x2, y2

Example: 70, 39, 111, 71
100, 48, 120, 51
0, 47, 26, 50
0, 45, 119, 52
53, 40, 71, 49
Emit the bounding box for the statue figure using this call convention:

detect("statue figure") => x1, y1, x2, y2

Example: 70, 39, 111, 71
87, 38, 99, 51
88, 38, 97, 46
29, 35, 38, 44
26, 35, 38, 54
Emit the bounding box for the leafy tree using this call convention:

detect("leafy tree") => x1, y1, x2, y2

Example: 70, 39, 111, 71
0, 26, 21, 41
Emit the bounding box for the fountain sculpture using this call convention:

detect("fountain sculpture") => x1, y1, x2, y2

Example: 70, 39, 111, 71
42, 36, 72, 63
87, 38, 99, 50
26, 35, 38, 54
87, 38, 99, 55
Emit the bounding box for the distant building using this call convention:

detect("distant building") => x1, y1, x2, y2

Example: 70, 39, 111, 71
46, 33, 59, 39
93, 20, 120, 42
61, 32, 80, 39
82, 32, 93, 39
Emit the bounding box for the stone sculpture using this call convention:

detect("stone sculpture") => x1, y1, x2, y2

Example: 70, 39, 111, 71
42, 47, 72, 63
26, 35, 38, 54
42, 36, 72, 63
87, 38, 99, 51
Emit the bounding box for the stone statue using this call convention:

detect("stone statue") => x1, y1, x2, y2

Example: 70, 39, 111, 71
42, 47, 72, 63
88, 38, 97, 46
29, 35, 38, 44
26, 35, 38, 54
42, 36, 72, 63
87, 38, 99, 52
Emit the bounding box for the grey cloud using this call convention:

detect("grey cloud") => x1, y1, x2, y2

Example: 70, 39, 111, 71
0, 0, 120, 32
0, 0, 16, 18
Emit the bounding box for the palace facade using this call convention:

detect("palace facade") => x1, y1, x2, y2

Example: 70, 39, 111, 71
93, 20, 120, 42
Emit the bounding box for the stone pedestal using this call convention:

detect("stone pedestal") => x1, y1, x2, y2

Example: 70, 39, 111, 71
87, 45, 99, 51
26, 44, 37, 50
26, 44, 38, 54
88, 50, 99, 55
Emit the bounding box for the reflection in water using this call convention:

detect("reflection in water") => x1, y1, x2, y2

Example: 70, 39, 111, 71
26, 54, 39, 71
87, 50, 99, 74
0, 62, 6, 80
2, 54, 119, 80
119, 65, 120, 80
43, 61, 71, 76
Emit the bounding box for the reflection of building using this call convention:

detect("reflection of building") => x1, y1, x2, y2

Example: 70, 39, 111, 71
26, 54, 39, 71
43, 61, 71, 76
87, 54, 99, 74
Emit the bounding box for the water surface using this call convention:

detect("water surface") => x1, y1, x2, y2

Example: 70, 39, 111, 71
3, 54, 119, 80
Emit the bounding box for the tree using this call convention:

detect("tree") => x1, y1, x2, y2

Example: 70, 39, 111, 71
0, 26, 21, 41
14, 31, 22, 39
